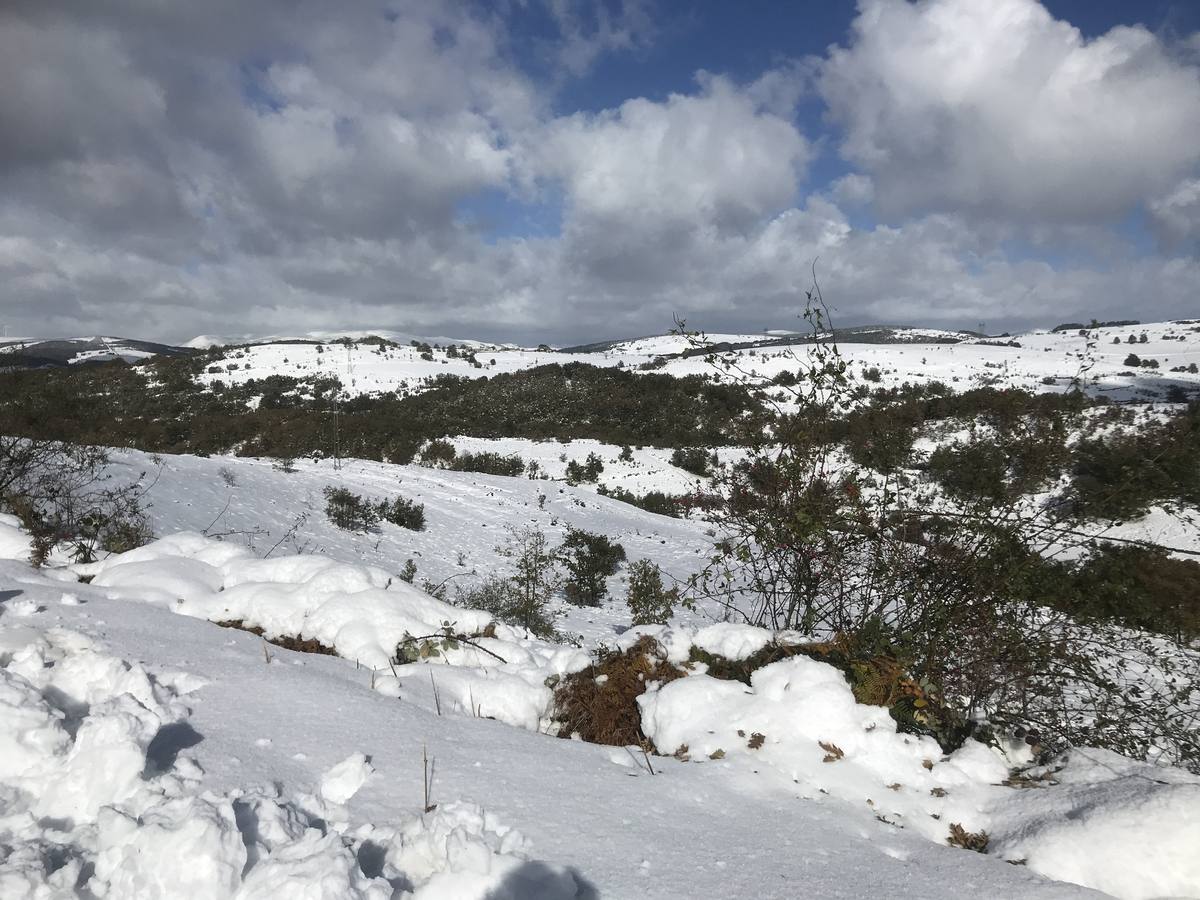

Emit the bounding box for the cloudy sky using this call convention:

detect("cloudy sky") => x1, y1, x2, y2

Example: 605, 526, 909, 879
2, 0, 1199, 344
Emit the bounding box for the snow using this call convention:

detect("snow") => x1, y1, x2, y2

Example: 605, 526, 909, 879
191, 320, 1200, 404
0, 614, 584, 899
0, 513, 31, 561
637, 655, 1011, 843
319, 752, 374, 804
993, 778, 1200, 900
691, 622, 776, 660
3, 319, 1200, 897
2, 552, 1121, 899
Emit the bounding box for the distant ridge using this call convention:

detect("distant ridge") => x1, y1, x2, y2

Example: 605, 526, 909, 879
0, 337, 189, 369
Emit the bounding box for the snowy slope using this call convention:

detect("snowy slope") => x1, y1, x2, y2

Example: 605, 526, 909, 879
89, 447, 718, 645
0, 336, 187, 368
192, 321, 1200, 402
6, 499, 1200, 899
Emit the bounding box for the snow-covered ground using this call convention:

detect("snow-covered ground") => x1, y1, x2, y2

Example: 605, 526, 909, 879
193, 321, 1200, 403
3, 423, 1200, 897
4, 319, 1200, 897
79, 446, 718, 645
4, 510, 1199, 899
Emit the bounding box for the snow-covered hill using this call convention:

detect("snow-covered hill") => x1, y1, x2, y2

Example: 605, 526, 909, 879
0, 336, 188, 368
3, 319, 1200, 898
192, 321, 1200, 403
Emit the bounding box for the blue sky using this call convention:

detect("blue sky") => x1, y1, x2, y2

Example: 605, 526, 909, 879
1, 0, 1198, 342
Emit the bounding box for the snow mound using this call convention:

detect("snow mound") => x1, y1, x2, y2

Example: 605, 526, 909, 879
990, 750, 1200, 899
638, 654, 1010, 841
0, 514, 32, 561
75, 533, 592, 731
0, 623, 583, 899
319, 752, 374, 805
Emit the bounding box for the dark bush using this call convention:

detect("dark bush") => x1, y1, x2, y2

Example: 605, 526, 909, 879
1070, 403, 1200, 519
323, 486, 379, 531
558, 527, 626, 607
565, 452, 605, 484
449, 451, 525, 477
419, 439, 457, 467
671, 447, 717, 477
625, 559, 677, 625
1033, 543, 1200, 642
378, 496, 426, 531
598, 486, 683, 518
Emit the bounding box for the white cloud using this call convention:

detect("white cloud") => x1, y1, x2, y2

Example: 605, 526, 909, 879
543, 0, 656, 76
1150, 178, 1200, 248
538, 75, 811, 230
819, 0, 1200, 222
0, 0, 1196, 344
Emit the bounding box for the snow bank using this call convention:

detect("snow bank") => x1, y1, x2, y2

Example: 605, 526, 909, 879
638, 654, 1009, 841
0, 514, 31, 561
0, 623, 583, 899
71, 533, 593, 731
989, 749, 1200, 899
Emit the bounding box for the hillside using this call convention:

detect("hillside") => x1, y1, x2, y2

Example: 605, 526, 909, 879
2, 321, 1199, 899
189, 321, 1200, 402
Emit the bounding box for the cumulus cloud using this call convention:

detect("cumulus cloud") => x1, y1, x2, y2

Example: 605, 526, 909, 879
1150, 178, 1200, 249
819, 0, 1200, 222
0, 0, 1196, 344
540, 75, 809, 226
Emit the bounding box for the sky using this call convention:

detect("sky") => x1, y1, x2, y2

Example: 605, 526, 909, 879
1, 0, 1199, 345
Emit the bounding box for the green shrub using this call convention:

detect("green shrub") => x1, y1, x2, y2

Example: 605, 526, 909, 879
1048, 543, 1200, 641
625, 559, 677, 625
419, 439, 457, 467
558, 527, 626, 607
565, 452, 605, 484
926, 439, 1009, 503
670, 447, 717, 478
449, 451, 525, 477
843, 402, 921, 472
377, 496, 426, 531
323, 486, 380, 531
1070, 403, 1200, 519
598, 486, 682, 518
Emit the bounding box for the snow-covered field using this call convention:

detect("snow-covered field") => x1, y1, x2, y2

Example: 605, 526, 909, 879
4, 510, 1199, 899
193, 321, 1200, 403
2, 430, 1200, 897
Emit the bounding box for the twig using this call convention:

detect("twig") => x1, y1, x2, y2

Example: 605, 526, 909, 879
399, 632, 508, 664
422, 743, 437, 813
201, 496, 232, 536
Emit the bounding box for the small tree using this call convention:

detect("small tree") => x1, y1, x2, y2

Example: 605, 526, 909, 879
558, 527, 626, 606
565, 452, 605, 484
625, 559, 677, 625
419, 439, 457, 468
323, 486, 379, 531
494, 526, 561, 637
671, 447, 717, 478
